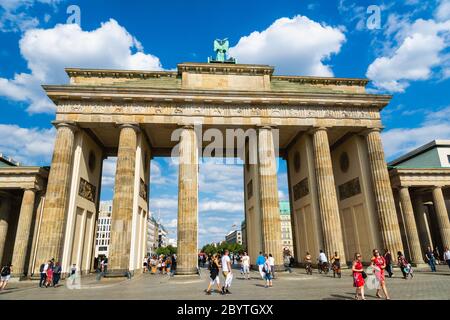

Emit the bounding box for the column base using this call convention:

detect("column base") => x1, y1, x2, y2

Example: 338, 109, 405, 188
410, 263, 429, 269
105, 269, 133, 278
11, 273, 28, 281
175, 267, 198, 275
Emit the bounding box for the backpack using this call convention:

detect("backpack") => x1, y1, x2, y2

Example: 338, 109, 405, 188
264, 263, 271, 274
1, 266, 10, 276
39, 263, 45, 273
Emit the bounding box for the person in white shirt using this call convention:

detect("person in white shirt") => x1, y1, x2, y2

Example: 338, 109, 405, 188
241, 252, 250, 280
221, 250, 233, 294
268, 254, 275, 279
318, 250, 328, 273
444, 247, 450, 269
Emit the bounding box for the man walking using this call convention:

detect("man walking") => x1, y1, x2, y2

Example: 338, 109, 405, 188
268, 254, 275, 279
443, 247, 450, 269
256, 252, 265, 279
53, 262, 62, 287
39, 261, 48, 288
221, 250, 233, 295
384, 249, 394, 278
425, 247, 436, 272
241, 252, 250, 280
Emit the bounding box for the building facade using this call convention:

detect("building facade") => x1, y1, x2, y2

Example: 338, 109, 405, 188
279, 201, 294, 256
146, 215, 158, 256
226, 230, 243, 245
94, 201, 112, 258
389, 140, 450, 265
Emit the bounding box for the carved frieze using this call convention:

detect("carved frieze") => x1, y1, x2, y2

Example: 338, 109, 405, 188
78, 177, 96, 203
338, 177, 361, 201
247, 180, 253, 200
140, 178, 148, 201
57, 101, 380, 121
293, 178, 309, 201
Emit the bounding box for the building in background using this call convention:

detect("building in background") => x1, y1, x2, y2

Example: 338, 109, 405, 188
168, 238, 177, 247
146, 215, 158, 256
279, 200, 293, 256
225, 230, 243, 245
158, 224, 168, 247
94, 201, 112, 258
241, 220, 247, 249
241, 201, 293, 255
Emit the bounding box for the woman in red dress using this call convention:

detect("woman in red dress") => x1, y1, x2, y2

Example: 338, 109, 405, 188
371, 249, 390, 300
352, 253, 365, 300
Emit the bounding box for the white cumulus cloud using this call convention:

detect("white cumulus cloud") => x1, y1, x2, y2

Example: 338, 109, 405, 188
0, 19, 163, 113
366, 16, 450, 92
0, 124, 55, 165
382, 106, 450, 160
228, 15, 346, 76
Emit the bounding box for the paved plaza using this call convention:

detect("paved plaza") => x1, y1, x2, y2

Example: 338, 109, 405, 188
1, 265, 449, 300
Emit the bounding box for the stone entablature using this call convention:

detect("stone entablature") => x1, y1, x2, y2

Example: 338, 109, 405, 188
389, 168, 450, 188
0, 167, 48, 191
53, 101, 383, 128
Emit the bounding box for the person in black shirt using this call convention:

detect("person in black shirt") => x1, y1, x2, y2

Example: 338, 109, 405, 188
205, 254, 221, 295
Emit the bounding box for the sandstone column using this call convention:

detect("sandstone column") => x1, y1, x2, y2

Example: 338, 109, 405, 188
311, 127, 346, 261
108, 124, 139, 274
398, 187, 424, 264
34, 122, 77, 266
431, 187, 450, 249
412, 192, 432, 249
176, 125, 199, 275
0, 197, 11, 264
258, 126, 283, 269
11, 188, 36, 277
365, 128, 403, 254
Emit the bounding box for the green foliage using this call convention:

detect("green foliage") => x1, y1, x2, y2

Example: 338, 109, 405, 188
156, 245, 177, 256
201, 242, 245, 256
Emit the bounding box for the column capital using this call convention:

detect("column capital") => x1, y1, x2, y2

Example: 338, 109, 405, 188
359, 127, 384, 136
307, 126, 328, 135
51, 121, 79, 132
116, 122, 141, 132
257, 125, 277, 130
177, 124, 195, 130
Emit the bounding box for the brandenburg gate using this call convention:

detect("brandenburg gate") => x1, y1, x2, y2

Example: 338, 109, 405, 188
2, 48, 422, 277
31, 59, 404, 276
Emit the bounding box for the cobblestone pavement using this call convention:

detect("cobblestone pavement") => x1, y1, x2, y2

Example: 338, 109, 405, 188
1, 265, 449, 300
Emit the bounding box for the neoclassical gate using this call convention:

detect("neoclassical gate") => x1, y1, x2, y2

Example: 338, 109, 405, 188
29, 61, 405, 276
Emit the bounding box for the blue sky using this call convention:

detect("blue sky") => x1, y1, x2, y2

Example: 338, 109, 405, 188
1, 0, 450, 246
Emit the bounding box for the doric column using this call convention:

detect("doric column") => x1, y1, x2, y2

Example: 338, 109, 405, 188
34, 122, 77, 265
412, 192, 432, 249
11, 188, 36, 277
311, 127, 346, 261
176, 125, 199, 275
398, 187, 424, 264
0, 197, 11, 264
258, 126, 283, 268
365, 128, 403, 254
108, 124, 139, 274
431, 187, 450, 248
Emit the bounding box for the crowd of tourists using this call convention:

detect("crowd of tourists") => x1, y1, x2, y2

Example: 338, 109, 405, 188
203, 250, 279, 295
37, 259, 63, 288
142, 254, 177, 275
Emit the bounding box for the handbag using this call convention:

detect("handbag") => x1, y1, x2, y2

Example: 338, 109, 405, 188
361, 271, 367, 279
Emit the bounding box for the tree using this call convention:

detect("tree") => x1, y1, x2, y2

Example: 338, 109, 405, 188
201, 242, 244, 256
156, 245, 177, 256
